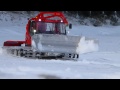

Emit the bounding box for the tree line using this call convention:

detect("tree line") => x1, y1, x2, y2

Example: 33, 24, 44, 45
63, 11, 120, 17
10, 11, 120, 26
63, 11, 120, 26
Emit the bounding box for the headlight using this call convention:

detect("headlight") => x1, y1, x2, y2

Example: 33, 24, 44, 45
33, 29, 37, 33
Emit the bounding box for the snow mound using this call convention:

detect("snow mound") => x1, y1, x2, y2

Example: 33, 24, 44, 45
76, 36, 99, 54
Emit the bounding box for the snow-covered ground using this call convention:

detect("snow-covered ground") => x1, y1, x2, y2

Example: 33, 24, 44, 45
0, 12, 120, 79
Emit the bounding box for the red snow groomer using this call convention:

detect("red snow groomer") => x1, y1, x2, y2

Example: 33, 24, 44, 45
2, 12, 97, 60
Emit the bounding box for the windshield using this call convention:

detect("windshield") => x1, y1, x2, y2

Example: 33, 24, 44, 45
35, 21, 66, 34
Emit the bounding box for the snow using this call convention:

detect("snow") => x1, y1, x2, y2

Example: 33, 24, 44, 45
1, 12, 120, 79
0, 47, 2, 55
76, 36, 99, 54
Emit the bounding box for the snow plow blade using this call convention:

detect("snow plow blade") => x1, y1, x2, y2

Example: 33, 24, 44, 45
32, 34, 99, 55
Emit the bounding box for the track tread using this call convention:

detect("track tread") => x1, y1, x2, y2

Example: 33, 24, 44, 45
2, 48, 79, 60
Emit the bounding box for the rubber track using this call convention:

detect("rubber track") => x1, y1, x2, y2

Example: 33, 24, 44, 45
4, 48, 79, 60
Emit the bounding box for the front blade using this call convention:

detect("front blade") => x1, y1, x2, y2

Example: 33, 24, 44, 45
32, 34, 98, 54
